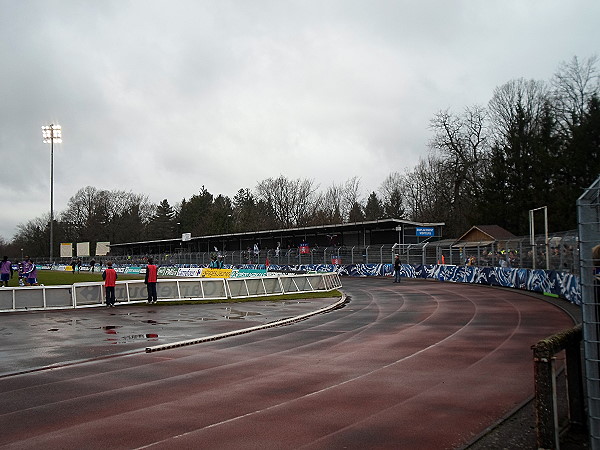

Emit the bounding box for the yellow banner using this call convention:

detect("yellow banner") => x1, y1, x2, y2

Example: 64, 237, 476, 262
201, 268, 232, 278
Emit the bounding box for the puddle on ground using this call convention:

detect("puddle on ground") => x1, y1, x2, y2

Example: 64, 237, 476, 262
102, 325, 122, 335
221, 309, 263, 320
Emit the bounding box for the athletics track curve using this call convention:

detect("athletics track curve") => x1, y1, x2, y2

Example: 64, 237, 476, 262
0, 277, 575, 449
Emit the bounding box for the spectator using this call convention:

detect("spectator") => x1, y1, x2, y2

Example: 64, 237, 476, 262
145, 258, 158, 304
0, 256, 13, 287
393, 254, 402, 283
19, 256, 29, 286
102, 261, 118, 307
25, 259, 38, 286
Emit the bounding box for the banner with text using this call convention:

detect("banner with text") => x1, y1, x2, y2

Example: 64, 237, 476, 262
201, 268, 233, 278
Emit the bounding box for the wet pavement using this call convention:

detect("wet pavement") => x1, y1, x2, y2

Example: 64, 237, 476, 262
0, 279, 582, 448
0, 298, 342, 377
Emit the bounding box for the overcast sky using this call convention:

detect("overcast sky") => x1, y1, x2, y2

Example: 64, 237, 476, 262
1, 0, 598, 240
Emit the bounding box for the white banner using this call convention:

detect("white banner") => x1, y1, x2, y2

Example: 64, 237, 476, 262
96, 242, 110, 256
60, 243, 73, 258
177, 267, 203, 277
77, 242, 90, 257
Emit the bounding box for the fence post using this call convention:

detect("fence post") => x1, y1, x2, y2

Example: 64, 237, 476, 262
532, 325, 584, 450
566, 339, 586, 430
533, 349, 559, 449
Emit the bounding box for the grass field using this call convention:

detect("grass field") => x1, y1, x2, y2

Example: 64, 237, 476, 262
4, 270, 144, 287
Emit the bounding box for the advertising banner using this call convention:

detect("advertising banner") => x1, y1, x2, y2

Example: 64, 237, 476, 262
230, 269, 268, 278
201, 268, 233, 278
177, 267, 203, 277
158, 266, 179, 277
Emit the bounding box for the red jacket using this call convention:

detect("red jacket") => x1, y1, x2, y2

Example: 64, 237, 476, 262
103, 268, 117, 287
145, 264, 158, 283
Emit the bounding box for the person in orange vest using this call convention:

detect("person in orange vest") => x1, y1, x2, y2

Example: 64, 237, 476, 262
145, 257, 158, 304
102, 261, 118, 307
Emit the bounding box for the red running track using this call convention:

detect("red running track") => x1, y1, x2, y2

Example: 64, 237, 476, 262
0, 278, 575, 449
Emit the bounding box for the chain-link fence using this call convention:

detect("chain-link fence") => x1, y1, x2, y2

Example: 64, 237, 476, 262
427, 230, 579, 273
578, 176, 600, 449
60, 229, 580, 274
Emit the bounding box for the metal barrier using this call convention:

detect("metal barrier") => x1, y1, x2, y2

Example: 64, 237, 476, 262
0, 272, 342, 312
578, 175, 600, 449
532, 324, 585, 449
86, 230, 578, 274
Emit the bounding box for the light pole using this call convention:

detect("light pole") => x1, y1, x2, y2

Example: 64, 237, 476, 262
42, 124, 62, 264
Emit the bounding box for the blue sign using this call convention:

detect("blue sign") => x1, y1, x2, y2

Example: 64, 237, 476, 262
416, 227, 435, 237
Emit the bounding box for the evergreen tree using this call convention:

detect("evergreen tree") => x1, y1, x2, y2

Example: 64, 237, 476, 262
553, 94, 600, 229
348, 201, 365, 222
364, 192, 384, 220
147, 199, 176, 239
384, 188, 405, 219
178, 187, 214, 236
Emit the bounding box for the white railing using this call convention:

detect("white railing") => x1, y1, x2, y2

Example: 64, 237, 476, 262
0, 272, 343, 312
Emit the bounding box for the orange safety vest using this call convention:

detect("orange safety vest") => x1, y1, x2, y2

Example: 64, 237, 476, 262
104, 268, 117, 287
146, 264, 158, 283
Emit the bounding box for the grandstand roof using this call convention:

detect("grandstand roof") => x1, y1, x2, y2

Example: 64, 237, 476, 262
109, 218, 446, 250
454, 225, 516, 246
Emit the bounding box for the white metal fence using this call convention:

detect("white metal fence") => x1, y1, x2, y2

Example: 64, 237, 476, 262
0, 272, 342, 312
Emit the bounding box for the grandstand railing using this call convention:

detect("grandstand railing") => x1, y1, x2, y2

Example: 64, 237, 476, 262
0, 272, 342, 312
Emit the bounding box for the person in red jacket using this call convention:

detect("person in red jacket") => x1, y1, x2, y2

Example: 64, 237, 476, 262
102, 261, 118, 307
145, 258, 158, 304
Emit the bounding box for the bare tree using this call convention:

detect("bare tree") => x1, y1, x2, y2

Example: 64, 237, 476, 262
551, 55, 600, 138
13, 214, 51, 258
255, 176, 319, 228
316, 176, 362, 224
379, 172, 406, 219
488, 78, 549, 143
403, 155, 447, 224
427, 106, 490, 232
61, 186, 152, 243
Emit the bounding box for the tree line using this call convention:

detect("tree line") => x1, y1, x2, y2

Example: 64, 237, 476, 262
2, 55, 598, 258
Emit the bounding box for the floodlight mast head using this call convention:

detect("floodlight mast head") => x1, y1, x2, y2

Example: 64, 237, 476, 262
42, 124, 62, 143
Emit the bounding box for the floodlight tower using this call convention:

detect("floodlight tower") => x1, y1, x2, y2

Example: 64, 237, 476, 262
42, 124, 62, 264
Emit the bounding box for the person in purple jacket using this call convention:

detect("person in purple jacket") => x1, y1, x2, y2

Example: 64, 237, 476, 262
23, 258, 38, 286
19, 257, 30, 286
0, 256, 13, 287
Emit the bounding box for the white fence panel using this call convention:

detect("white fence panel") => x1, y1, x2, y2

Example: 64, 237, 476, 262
0, 273, 342, 312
